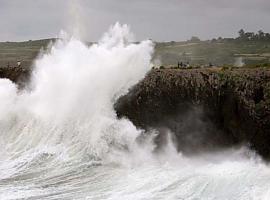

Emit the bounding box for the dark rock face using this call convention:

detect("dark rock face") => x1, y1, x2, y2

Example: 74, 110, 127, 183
115, 68, 270, 159
0, 67, 31, 88
1, 66, 269, 158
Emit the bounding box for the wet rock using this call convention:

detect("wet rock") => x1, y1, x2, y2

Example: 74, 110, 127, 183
115, 68, 270, 159
0, 67, 31, 88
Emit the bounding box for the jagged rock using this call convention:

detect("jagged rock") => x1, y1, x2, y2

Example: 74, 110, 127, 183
1, 66, 270, 159
115, 68, 270, 159
0, 67, 30, 88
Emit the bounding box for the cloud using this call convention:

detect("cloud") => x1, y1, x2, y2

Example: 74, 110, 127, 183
0, 0, 270, 41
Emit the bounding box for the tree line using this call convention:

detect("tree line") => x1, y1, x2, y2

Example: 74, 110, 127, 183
237, 29, 270, 41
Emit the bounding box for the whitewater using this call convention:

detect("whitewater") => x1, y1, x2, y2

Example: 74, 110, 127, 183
0, 23, 270, 200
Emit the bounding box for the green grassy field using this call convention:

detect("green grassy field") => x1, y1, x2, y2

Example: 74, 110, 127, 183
154, 40, 270, 67
0, 38, 270, 69
0, 39, 54, 69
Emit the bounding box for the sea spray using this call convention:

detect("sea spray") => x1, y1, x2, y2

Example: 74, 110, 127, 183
0, 24, 270, 200
0, 23, 154, 171
235, 57, 245, 67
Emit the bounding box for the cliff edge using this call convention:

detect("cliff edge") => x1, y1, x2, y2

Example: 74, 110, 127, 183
1, 66, 269, 159
115, 68, 270, 159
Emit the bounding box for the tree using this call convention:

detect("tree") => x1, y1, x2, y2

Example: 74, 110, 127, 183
238, 29, 245, 38
217, 37, 223, 42
258, 30, 265, 40
244, 32, 254, 40
190, 36, 200, 42
265, 33, 270, 40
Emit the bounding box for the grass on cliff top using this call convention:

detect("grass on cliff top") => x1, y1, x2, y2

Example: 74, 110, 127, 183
154, 40, 270, 66
1, 38, 270, 69
155, 63, 270, 73
0, 39, 54, 68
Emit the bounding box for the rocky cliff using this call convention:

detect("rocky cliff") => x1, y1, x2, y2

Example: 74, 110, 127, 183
115, 68, 270, 159
1, 66, 270, 159
0, 67, 30, 88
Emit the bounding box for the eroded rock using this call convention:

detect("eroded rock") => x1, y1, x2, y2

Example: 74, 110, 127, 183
115, 68, 270, 159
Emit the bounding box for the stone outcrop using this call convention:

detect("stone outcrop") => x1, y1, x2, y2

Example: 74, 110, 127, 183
0, 67, 30, 88
1, 65, 270, 159
115, 68, 270, 159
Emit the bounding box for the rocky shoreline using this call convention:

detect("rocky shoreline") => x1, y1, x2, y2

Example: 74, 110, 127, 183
115, 68, 270, 159
0, 67, 31, 88
0, 66, 270, 159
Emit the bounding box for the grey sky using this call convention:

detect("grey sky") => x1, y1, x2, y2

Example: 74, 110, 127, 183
0, 0, 270, 42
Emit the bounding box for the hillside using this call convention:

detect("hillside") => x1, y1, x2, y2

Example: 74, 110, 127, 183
1, 38, 270, 69
0, 39, 54, 69
154, 40, 270, 67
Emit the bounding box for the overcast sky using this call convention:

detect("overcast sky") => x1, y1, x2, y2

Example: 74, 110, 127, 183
1, 0, 270, 42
